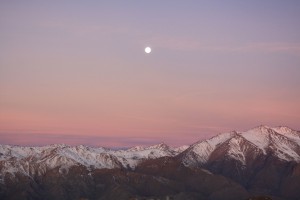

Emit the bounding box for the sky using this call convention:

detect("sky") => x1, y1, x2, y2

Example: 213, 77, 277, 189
0, 1, 300, 147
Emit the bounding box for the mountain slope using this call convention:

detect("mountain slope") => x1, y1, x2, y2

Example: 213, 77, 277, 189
0, 125, 300, 199
179, 125, 300, 199
0, 142, 187, 180
180, 126, 300, 167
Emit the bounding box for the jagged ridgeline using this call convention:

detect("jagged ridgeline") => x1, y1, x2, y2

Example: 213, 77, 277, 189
0, 126, 300, 200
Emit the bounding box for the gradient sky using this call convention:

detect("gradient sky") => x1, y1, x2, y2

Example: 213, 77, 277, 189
1, 1, 300, 147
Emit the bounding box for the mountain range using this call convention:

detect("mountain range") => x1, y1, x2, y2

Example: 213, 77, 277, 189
0, 125, 299, 200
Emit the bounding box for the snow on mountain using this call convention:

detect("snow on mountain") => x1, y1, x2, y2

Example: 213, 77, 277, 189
181, 125, 300, 167
181, 131, 236, 165
241, 125, 300, 162
1, 125, 299, 182
127, 146, 146, 151
113, 143, 186, 168
241, 126, 271, 151
0, 142, 184, 180
272, 126, 300, 143
174, 145, 189, 153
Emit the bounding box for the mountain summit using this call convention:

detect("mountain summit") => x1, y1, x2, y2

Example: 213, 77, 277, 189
0, 126, 299, 200
181, 125, 300, 167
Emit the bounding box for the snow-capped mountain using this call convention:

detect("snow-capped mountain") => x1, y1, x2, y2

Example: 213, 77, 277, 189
178, 125, 300, 198
0, 142, 187, 180
0, 126, 299, 184
1, 126, 300, 200
180, 125, 300, 167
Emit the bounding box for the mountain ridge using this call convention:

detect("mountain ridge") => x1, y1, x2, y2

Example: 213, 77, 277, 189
1, 125, 300, 178
1, 125, 300, 199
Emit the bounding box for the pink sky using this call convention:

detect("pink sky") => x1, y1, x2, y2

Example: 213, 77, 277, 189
0, 1, 300, 147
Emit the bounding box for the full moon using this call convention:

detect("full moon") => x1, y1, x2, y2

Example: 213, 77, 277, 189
145, 47, 151, 53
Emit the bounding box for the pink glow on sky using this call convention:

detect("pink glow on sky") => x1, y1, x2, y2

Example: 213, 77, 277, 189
0, 1, 300, 147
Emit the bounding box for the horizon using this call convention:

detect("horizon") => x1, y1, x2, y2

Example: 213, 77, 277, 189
0, 125, 297, 148
1, 1, 300, 147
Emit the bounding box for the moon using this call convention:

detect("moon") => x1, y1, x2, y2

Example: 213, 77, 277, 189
145, 47, 151, 54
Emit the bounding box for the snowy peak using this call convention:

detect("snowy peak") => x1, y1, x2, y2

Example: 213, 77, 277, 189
0, 142, 184, 179
242, 125, 300, 149
174, 145, 189, 153
271, 126, 300, 143
128, 143, 171, 152
182, 131, 236, 162
0, 125, 299, 180
272, 126, 294, 134
241, 127, 271, 150
182, 126, 300, 167
252, 125, 271, 132
147, 142, 170, 150
127, 146, 145, 151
